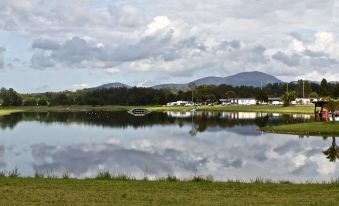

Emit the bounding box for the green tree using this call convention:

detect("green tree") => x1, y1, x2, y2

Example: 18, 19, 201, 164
320, 78, 330, 97
225, 90, 236, 99
308, 92, 319, 99
0, 87, 22, 106
296, 80, 312, 98
255, 90, 268, 104
23, 99, 37, 106
333, 83, 339, 99
281, 91, 296, 107
37, 99, 48, 106
327, 99, 339, 122
195, 86, 209, 103
50, 93, 71, 105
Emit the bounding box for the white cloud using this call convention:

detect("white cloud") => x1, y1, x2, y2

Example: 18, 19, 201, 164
309, 32, 335, 52
0, 46, 5, 69
1, 0, 339, 82
73, 83, 89, 90
145, 16, 173, 35
105, 67, 120, 75
310, 154, 336, 175
289, 39, 305, 53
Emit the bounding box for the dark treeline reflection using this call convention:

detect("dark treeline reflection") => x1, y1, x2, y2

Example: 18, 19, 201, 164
0, 111, 314, 133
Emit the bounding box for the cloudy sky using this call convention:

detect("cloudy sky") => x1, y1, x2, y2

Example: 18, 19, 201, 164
1, 0, 339, 92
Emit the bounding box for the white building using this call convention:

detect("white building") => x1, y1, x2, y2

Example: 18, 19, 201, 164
294, 98, 312, 105
237, 98, 257, 105
219, 98, 256, 105
268, 98, 283, 105
167, 101, 194, 106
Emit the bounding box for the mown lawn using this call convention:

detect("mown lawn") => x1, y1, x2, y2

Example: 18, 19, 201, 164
0, 105, 315, 115
1, 178, 339, 206
149, 105, 315, 114
262, 121, 339, 136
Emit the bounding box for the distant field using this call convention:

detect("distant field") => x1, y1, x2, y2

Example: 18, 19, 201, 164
262, 122, 339, 136
1, 177, 339, 206
0, 105, 315, 115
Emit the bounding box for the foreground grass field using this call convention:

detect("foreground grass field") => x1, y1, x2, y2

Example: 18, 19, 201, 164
262, 121, 339, 136
0, 105, 315, 115
1, 177, 339, 206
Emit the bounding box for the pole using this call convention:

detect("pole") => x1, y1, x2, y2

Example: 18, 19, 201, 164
192, 89, 193, 103
287, 83, 289, 93
302, 80, 305, 99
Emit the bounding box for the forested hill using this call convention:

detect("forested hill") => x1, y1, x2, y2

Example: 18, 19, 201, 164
1, 78, 338, 106
95, 71, 283, 90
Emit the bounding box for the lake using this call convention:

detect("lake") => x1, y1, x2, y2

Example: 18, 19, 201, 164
0, 111, 337, 182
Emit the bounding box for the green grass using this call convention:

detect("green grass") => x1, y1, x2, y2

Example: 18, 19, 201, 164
1, 177, 339, 205
150, 105, 315, 114
0, 105, 134, 113
262, 121, 339, 136
0, 105, 315, 115
0, 109, 23, 115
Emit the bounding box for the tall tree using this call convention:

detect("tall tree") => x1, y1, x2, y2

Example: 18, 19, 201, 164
255, 90, 268, 103
297, 80, 312, 98
320, 78, 330, 97
195, 85, 209, 103
333, 83, 339, 99
0, 87, 22, 106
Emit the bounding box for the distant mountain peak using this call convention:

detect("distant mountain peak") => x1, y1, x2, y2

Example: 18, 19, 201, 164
152, 71, 283, 89
96, 82, 130, 89
94, 71, 284, 90
223, 71, 283, 87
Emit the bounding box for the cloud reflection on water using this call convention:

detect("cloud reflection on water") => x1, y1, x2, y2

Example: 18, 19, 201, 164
30, 131, 337, 182
0, 111, 338, 182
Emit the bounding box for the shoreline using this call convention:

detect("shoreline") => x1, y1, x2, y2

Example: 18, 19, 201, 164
261, 122, 339, 136
0, 105, 315, 115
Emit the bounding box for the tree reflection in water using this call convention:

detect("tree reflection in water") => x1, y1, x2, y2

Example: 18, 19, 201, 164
323, 137, 339, 162
0, 111, 313, 137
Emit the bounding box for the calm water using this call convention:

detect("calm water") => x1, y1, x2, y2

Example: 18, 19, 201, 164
0, 111, 337, 182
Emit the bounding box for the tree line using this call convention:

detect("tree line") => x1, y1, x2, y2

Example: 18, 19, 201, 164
1, 78, 339, 106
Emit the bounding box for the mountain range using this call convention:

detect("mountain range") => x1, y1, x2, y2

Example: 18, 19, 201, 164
96, 82, 131, 89
95, 71, 284, 90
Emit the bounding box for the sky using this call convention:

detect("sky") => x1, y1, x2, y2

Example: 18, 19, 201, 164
1, 0, 339, 93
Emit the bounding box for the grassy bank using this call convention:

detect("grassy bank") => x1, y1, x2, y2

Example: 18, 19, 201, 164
1, 177, 339, 205
0, 109, 23, 115
150, 105, 315, 114
262, 121, 339, 136
0, 105, 315, 115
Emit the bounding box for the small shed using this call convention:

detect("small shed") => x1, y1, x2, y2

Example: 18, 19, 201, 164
313, 100, 329, 113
